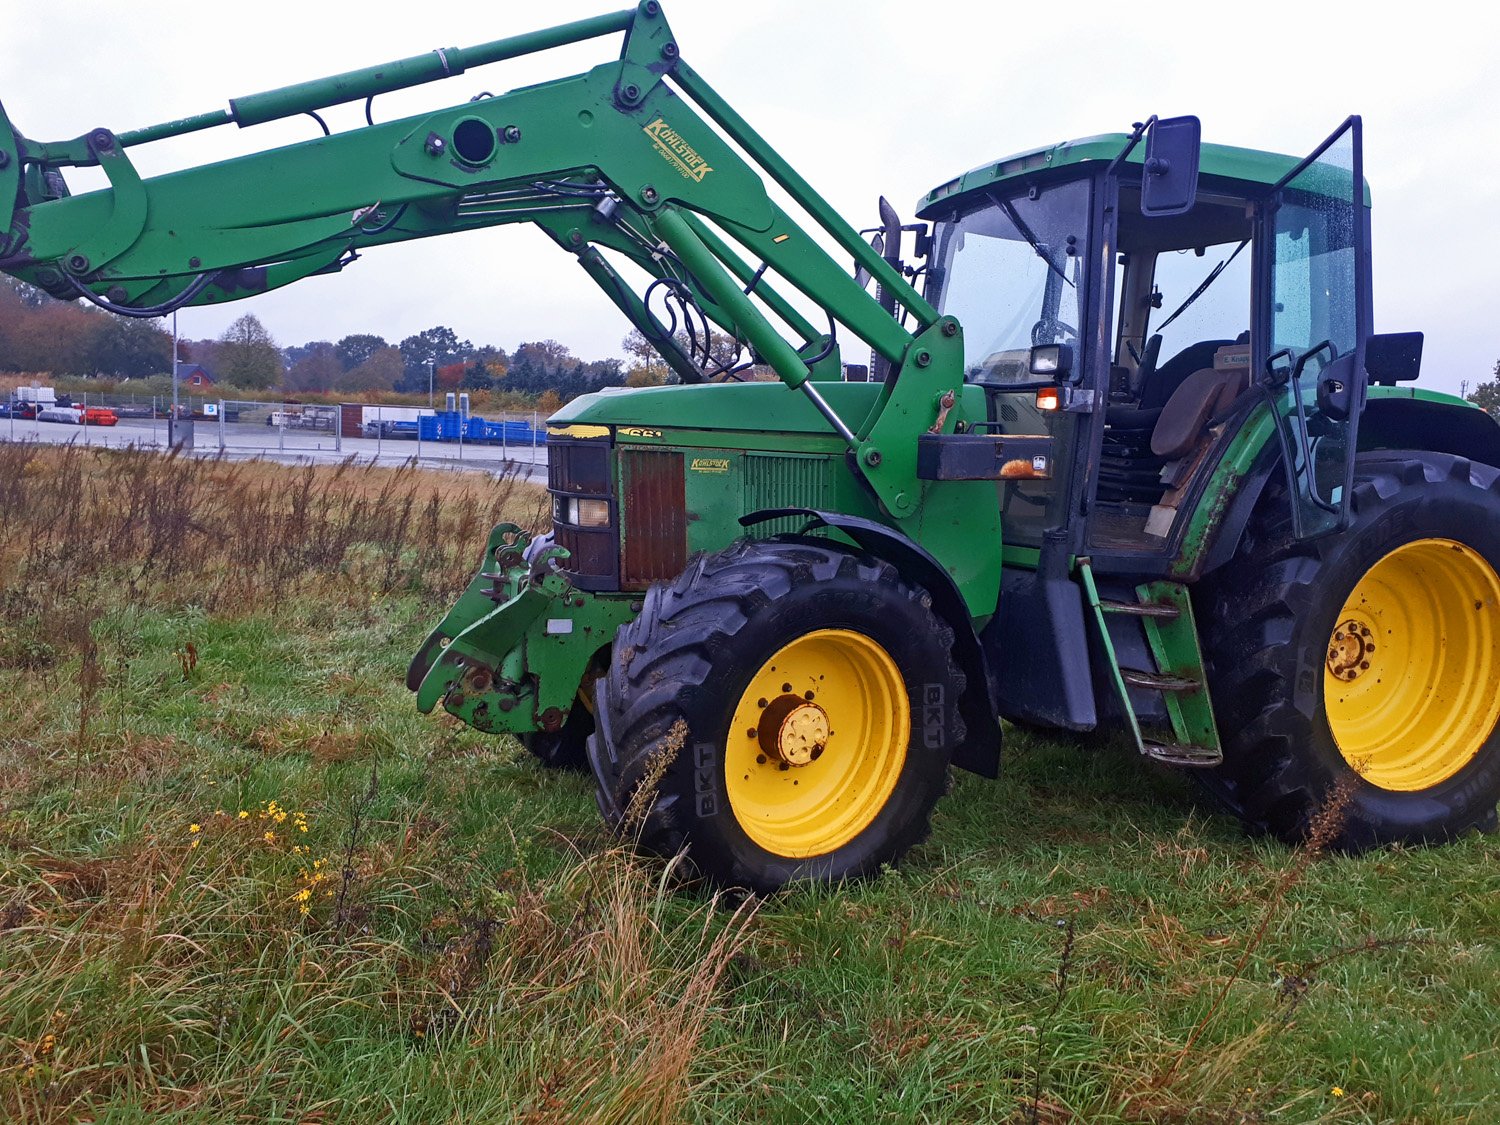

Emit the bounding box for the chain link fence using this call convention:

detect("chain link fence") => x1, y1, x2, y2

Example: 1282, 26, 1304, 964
2, 393, 549, 478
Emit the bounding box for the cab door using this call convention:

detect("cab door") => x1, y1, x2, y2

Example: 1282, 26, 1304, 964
1260, 116, 1371, 539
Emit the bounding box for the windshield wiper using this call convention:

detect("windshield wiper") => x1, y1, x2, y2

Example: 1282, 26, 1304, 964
989, 191, 1074, 289
1156, 238, 1249, 333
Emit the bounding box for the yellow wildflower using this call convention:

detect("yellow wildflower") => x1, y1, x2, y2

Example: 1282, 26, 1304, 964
263, 831, 276, 844
238, 811, 250, 820
1332, 1088, 1345, 1098
190, 839, 201, 850
188, 824, 201, 834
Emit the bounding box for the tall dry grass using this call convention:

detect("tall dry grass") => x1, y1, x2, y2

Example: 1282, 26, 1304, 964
0, 443, 548, 611
0, 443, 769, 1123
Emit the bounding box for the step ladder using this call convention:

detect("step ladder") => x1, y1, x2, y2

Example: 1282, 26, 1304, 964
1078, 560, 1222, 768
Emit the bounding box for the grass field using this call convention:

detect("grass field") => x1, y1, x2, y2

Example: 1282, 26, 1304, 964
1, 444, 1496, 1123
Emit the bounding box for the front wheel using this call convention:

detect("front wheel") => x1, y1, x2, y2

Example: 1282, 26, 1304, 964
1199, 451, 1500, 848
518, 695, 594, 771
588, 539, 965, 892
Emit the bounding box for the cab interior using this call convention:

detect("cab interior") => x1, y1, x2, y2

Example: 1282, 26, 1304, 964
1087, 182, 1257, 552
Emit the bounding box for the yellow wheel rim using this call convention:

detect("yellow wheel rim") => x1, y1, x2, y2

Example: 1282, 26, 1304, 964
1325, 538, 1500, 791
725, 629, 909, 858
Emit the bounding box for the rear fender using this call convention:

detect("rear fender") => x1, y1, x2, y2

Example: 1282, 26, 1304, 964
1200, 394, 1500, 576
1358, 394, 1500, 468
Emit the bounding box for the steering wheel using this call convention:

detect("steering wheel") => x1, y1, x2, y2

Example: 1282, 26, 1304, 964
1032, 319, 1078, 347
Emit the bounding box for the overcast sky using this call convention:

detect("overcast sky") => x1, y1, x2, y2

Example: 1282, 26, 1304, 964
3, 0, 1496, 395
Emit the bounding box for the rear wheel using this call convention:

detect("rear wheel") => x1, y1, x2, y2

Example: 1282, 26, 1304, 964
1199, 451, 1500, 847
587, 538, 963, 892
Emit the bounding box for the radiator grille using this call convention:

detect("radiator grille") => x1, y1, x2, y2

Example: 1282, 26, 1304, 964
620, 449, 686, 587
743, 453, 834, 538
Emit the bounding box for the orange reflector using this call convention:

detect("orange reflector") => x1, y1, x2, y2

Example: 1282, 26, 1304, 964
1035, 387, 1061, 411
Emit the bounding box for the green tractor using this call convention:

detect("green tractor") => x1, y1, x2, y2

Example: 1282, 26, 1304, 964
4, 5, 1498, 891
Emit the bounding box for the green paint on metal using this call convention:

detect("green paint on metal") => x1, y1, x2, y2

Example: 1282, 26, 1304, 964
1136, 581, 1220, 754
553, 380, 878, 437
1002, 545, 1042, 570
857, 317, 967, 515
1171, 401, 1276, 579
1366, 385, 1483, 410
919, 133, 1374, 218
671, 59, 937, 331
678, 210, 820, 347
408, 523, 637, 733
654, 206, 813, 389
1077, 560, 1148, 757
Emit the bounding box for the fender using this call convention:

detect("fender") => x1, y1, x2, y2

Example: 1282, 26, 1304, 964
1358, 395, 1500, 469
740, 507, 1001, 778
1201, 394, 1500, 577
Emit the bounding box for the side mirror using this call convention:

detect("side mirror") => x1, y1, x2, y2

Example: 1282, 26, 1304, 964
1366, 331, 1423, 385
1141, 115, 1202, 217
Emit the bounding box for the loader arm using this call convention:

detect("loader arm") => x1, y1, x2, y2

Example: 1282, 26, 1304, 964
0, 2, 958, 517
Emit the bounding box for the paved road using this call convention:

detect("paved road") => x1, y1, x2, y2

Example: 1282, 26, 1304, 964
1, 414, 549, 480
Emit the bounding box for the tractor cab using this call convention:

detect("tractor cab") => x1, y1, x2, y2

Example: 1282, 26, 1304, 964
918, 117, 1373, 572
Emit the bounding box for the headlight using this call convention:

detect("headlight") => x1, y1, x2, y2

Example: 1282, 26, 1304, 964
558, 497, 611, 527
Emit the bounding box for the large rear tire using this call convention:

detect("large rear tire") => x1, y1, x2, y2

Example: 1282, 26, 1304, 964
1198, 451, 1500, 848
587, 538, 964, 892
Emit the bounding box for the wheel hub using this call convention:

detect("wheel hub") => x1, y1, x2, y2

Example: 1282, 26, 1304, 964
758, 694, 829, 767
1326, 618, 1377, 682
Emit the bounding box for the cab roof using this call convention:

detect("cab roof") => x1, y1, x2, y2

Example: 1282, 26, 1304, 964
916, 132, 1370, 217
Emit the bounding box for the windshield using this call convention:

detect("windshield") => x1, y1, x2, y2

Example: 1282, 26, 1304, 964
928, 179, 1091, 384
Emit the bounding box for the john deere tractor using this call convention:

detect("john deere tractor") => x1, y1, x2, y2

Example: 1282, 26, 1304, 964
5, 5, 1498, 890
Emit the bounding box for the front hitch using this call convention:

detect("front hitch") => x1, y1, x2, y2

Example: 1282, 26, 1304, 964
408, 523, 636, 735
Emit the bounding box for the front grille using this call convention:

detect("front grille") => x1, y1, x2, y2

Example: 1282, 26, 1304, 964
620, 449, 686, 588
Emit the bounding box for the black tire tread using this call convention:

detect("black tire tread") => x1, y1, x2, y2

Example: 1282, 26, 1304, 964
1198, 451, 1500, 846
587, 537, 962, 889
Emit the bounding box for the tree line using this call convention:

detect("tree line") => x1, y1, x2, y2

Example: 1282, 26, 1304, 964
1471, 363, 1500, 414
0, 277, 641, 404
184, 315, 633, 403
17, 271, 1492, 410
0, 275, 174, 378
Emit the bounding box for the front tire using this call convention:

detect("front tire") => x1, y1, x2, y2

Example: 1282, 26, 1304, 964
1200, 451, 1500, 848
519, 697, 593, 771
588, 539, 964, 892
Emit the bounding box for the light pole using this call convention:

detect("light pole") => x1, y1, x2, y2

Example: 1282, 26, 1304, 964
427, 359, 435, 409
170, 309, 181, 447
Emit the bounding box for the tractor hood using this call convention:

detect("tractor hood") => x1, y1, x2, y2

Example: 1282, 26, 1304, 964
548, 379, 886, 440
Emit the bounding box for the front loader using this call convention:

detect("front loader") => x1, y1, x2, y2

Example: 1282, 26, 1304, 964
5, 5, 1499, 891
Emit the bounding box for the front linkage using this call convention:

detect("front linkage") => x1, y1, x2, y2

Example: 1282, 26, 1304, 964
408, 526, 634, 737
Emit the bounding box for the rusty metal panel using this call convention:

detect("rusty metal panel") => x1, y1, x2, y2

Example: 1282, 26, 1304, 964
621, 449, 686, 587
